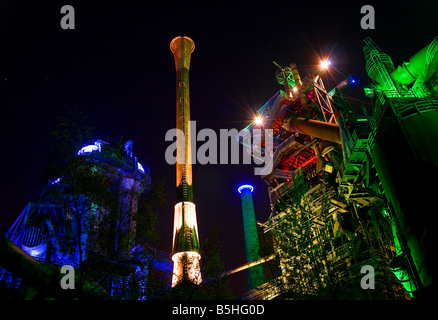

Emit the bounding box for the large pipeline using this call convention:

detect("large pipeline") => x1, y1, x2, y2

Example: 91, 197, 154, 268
281, 115, 342, 144
204, 254, 276, 283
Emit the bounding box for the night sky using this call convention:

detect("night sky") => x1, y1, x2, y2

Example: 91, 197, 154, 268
0, 0, 436, 295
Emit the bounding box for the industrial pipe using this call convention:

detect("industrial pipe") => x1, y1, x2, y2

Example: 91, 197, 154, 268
204, 254, 276, 283
312, 142, 326, 172
290, 63, 308, 108
391, 37, 438, 85
290, 63, 302, 86
319, 139, 343, 171
281, 116, 342, 144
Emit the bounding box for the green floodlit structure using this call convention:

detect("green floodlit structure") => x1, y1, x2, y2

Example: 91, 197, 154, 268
365, 37, 438, 98
238, 185, 264, 290
364, 37, 438, 298
236, 36, 438, 300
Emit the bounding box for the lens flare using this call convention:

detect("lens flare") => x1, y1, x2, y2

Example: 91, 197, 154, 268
320, 60, 332, 70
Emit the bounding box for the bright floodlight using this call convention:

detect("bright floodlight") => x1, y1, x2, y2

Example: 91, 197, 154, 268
320, 60, 332, 69
137, 162, 146, 174
254, 115, 263, 125
77, 143, 99, 155
238, 184, 254, 194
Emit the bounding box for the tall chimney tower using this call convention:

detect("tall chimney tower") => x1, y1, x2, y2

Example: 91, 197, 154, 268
237, 184, 264, 290
170, 36, 202, 287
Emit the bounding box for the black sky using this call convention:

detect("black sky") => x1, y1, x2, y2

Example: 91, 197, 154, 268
0, 0, 436, 295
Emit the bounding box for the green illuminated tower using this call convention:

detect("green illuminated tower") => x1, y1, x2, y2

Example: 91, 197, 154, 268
238, 184, 264, 290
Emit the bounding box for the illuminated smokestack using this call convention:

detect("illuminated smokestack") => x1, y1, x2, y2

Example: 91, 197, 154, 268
238, 184, 264, 290
170, 36, 201, 287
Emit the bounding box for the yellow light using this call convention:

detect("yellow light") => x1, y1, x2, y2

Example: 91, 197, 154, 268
254, 115, 263, 125
320, 59, 332, 70
172, 202, 199, 252
172, 251, 202, 287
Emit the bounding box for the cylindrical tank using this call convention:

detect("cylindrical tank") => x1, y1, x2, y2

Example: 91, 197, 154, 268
391, 37, 438, 85
370, 100, 438, 297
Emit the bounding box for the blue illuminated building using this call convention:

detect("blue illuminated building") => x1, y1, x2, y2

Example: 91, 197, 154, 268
0, 139, 172, 299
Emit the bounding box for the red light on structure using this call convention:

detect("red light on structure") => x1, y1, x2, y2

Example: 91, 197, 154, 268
300, 156, 317, 168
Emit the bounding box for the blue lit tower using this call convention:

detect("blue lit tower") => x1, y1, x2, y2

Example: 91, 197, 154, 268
238, 184, 264, 290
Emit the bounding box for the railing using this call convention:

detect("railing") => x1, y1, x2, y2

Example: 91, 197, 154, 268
366, 92, 438, 152
392, 99, 438, 119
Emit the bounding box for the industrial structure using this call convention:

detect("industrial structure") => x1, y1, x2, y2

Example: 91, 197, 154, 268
170, 36, 202, 288
237, 36, 438, 299
237, 184, 264, 290
1, 33, 437, 300
0, 140, 173, 299
362, 37, 438, 298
